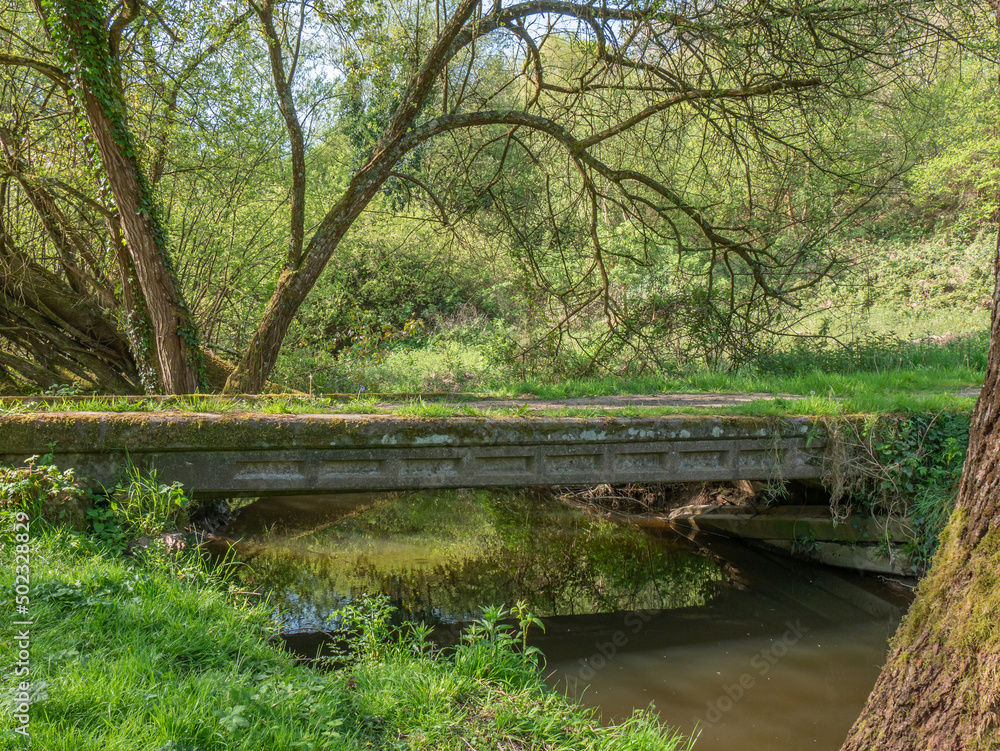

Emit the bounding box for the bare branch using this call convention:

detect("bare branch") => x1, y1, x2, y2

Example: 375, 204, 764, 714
253, 0, 307, 267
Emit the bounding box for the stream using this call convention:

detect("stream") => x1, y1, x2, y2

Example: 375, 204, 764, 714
218, 489, 911, 751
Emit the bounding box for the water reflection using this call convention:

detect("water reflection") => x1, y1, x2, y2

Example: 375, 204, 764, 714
534, 552, 906, 751
219, 489, 910, 751
222, 489, 727, 628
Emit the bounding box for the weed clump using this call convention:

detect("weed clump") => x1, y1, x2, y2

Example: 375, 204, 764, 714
823, 411, 970, 567
0, 455, 89, 530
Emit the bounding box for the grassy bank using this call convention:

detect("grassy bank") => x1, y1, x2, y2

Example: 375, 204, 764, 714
0, 473, 690, 750
272, 294, 990, 398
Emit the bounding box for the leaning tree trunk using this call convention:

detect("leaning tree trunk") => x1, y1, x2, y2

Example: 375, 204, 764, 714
841, 233, 1000, 750
222, 169, 391, 394
33, 0, 202, 394
223, 0, 482, 394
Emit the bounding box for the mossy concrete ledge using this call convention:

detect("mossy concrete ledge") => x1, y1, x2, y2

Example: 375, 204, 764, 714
0, 412, 826, 498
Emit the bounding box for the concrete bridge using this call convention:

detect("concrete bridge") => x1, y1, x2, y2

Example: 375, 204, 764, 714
0, 412, 827, 497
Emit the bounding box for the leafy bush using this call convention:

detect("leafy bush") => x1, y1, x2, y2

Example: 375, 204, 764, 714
833, 411, 971, 566
0, 455, 88, 529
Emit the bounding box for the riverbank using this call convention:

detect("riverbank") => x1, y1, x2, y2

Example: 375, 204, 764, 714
0, 471, 691, 750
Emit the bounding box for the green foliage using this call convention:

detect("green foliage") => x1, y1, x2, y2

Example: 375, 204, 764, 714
327, 594, 397, 663
0, 453, 87, 528
800, 235, 995, 317
452, 601, 546, 685
904, 61, 1000, 239
42, 383, 87, 397
843, 411, 971, 566
0, 521, 689, 750
281, 214, 496, 392
92, 466, 190, 545
84, 502, 131, 552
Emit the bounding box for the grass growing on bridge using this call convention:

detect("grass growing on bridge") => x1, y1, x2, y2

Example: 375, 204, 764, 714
0, 366, 983, 418
0, 475, 692, 751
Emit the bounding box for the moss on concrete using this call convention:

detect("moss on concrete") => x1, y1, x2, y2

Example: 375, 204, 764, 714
0, 411, 821, 454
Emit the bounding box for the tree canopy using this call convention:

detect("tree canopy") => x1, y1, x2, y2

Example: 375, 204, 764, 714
0, 0, 993, 392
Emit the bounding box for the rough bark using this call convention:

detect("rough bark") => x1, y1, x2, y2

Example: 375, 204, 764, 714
32, 0, 201, 394
72, 68, 199, 393
0, 213, 142, 393
842, 5, 1000, 746
840, 240, 1000, 750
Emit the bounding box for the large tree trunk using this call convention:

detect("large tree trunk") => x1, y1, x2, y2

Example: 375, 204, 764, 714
76, 102, 199, 394
33, 0, 201, 394
841, 251, 1000, 750
843, 6, 1000, 747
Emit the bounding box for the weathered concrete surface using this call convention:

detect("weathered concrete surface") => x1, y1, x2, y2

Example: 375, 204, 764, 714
667, 503, 919, 575
669, 504, 912, 543
759, 540, 920, 576
0, 412, 826, 498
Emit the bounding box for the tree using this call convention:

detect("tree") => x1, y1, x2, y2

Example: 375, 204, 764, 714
0, 0, 987, 392
29, 0, 204, 393
841, 5, 1000, 749
0, 0, 258, 392
0, 0, 992, 391
223, 0, 964, 391
841, 246, 1000, 751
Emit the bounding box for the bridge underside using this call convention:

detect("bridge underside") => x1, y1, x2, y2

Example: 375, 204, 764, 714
0, 413, 826, 498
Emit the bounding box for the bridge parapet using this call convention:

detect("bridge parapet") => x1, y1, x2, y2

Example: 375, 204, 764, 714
0, 412, 826, 497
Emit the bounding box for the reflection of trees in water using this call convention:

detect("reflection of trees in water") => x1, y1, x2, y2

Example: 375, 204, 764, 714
233, 490, 726, 626
373, 525, 726, 621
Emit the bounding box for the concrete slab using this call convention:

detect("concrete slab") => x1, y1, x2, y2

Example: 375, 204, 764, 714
0, 412, 826, 497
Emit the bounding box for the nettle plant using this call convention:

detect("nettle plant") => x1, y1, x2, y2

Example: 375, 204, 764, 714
87, 466, 191, 550
0, 454, 87, 525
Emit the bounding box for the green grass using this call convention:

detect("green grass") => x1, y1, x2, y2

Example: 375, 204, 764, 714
518, 369, 981, 414
279, 292, 989, 391
282, 318, 989, 415
392, 398, 471, 418
0, 372, 981, 418
0, 524, 691, 751
511, 366, 980, 398
1, 327, 985, 418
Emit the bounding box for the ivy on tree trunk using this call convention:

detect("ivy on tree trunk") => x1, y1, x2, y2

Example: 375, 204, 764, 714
33, 0, 203, 394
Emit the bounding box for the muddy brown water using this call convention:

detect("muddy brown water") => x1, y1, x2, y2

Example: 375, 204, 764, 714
219, 490, 912, 751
